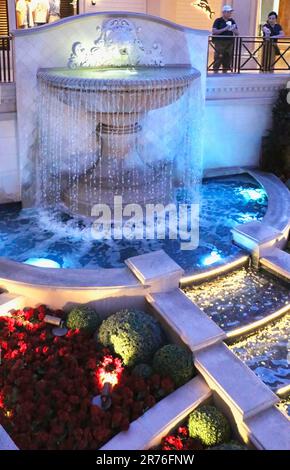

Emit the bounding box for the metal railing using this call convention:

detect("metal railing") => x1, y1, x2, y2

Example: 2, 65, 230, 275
0, 35, 14, 83
0, 34, 289, 83
208, 36, 290, 73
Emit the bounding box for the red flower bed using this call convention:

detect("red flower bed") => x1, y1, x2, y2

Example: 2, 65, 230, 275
0, 306, 175, 450
161, 426, 204, 451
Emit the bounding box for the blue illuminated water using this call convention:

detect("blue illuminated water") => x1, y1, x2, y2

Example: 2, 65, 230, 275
0, 174, 267, 271
232, 315, 290, 392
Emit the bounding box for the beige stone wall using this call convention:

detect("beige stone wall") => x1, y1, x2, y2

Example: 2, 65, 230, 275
279, 0, 290, 36
80, 0, 147, 14
176, 0, 223, 30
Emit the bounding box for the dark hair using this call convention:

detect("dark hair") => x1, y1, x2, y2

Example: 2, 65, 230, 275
268, 11, 278, 18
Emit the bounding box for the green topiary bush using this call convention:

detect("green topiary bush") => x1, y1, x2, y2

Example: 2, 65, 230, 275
97, 309, 164, 367
188, 406, 231, 447
132, 363, 153, 379
66, 305, 100, 332
210, 441, 248, 450
260, 86, 290, 178
153, 344, 195, 387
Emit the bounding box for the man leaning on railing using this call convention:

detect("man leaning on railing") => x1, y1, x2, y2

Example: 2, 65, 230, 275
262, 11, 285, 72
212, 4, 239, 74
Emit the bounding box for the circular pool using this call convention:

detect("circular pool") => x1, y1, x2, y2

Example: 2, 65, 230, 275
0, 174, 267, 271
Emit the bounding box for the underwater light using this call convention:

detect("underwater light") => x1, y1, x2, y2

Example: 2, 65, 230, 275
239, 188, 266, 202
24, 258, 61, 269
202, 250, 222, 267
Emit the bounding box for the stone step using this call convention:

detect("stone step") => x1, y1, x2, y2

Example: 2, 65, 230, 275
101, 376, 211, 450
126, 250, 184, 291
0, 293, 26, 316
260, 247, 290, 282
194, 343, 279, 420
148, 289, 226, 352
244, 406, 290, 450
232, 221, 284, 265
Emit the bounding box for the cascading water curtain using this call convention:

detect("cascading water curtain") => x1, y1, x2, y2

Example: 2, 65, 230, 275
37, 72, 203, 218
141, 76, 203, 205
38, 77, 99, 212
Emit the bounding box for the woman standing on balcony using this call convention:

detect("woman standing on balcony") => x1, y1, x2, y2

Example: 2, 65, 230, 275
262, 11, 285, 72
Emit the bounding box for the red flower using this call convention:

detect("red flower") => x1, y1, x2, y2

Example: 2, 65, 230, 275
162, 435, 184, 451
149, 374, 161, 388
18, 341, 28, 354
69, 395, 80, 405
111, 410, 123, 428
0, 305, 177, 451
42, 346, 49, 355
120, 418, 130, 432
161, 377, 175, 393
7, 318, 16, 333
39, 332, 47, 341
144, 394, 156, 408
23, 308, 34, 321
1, 341, 8, 350
178, 426, 188, 438
0, 391, 5, 408
51, 424, 65, 437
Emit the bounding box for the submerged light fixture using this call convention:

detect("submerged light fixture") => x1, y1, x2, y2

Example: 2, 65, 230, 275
202, 250, 222, 267
24, 258, 61, 269
238, 188, 267, 202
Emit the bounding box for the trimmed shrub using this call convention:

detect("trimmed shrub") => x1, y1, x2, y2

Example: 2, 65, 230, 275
132, 364, 153, 379
66, 306, 100, 332
211, 441, 248, 451
188, 406, 231, 447
97, 309, 164, 367
260, 86, 290, 178
153, 344, 194, 387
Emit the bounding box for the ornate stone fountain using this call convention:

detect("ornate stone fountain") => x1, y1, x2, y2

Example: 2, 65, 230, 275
36, 18, 200, 215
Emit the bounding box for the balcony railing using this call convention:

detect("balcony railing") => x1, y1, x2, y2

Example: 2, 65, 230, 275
208, 36, 290, 74
0, 35, 13, 83
0, 35, 289, 83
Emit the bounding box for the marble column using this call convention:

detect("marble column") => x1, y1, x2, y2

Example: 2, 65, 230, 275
7, 0, 16, 31
231, 0, 260, 36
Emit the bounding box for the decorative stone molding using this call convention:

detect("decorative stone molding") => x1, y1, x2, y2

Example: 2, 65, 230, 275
68, 18, 164, 68
206, 74, 289, 102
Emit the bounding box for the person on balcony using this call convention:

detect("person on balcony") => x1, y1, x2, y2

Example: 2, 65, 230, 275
31, 0, 50, 26
212, 5, 239, 73
262, 11, 285, 72
16, 0, 34, 29
48, 0, 61, 23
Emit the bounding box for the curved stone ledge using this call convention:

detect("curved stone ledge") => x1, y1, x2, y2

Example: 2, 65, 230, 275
276, 384, 290, 399
180, 254, 249, 286
11, 11, 210, 38
225, 303, 290, 343
249, 170, 290, 237
0, 258, 139, 289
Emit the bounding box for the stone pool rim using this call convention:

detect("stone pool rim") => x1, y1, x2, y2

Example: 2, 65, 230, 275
37, 66, 200, 92
0, 169, 289, 290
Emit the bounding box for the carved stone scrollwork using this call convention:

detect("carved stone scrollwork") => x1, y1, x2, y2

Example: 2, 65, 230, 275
68, 18, 164, 69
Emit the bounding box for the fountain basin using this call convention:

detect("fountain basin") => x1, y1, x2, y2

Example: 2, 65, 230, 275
37, 66, 200, 114
37, 66, 200, 214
